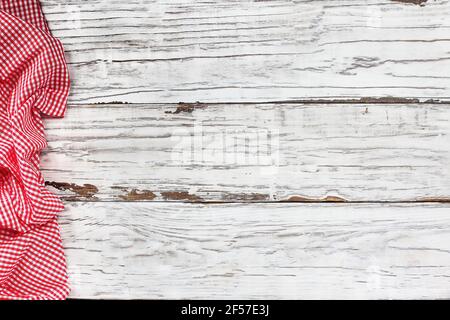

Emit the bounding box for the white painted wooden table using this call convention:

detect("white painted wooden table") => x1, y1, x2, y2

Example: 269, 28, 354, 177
41, 0, 450, 299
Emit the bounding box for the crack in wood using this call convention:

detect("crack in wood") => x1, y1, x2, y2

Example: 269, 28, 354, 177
93, 101, 130, 105
271, 97, 426, 104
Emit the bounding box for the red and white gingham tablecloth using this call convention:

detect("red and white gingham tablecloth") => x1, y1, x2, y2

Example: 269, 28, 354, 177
0, 0, 70, 300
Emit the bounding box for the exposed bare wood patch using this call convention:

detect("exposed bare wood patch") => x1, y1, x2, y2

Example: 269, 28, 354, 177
165, 102, 207, 114
221, 193, 270, 202
416, 197, 450, 203
392, 0, 428, 6
282, 195, 348, 203
45, 181, 98, 200
160, 191, 203, 202
117, 189, 157, 201
342, 97, 420, 104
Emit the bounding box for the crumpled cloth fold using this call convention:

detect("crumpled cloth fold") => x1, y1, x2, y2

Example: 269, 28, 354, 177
0, 0, 70, 299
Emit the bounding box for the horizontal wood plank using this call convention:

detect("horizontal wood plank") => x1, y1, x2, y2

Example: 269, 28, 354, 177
41, 0, 450, 103
62, 202, 450, 299
42, 103, 450, 202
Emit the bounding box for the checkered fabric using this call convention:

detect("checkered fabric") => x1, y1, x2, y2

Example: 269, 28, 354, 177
0, 0, 70, 299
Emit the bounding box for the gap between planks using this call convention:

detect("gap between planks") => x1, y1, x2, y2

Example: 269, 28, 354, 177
69, 98, 450, 106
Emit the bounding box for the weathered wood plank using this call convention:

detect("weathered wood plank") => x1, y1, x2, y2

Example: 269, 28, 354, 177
42, 103, 450, 202
41, 0, 450, 103
62, 202, 450, 299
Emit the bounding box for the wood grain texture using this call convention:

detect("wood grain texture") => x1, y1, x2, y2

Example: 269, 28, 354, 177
41, 0, 450, 103
42, 103, 450, 202
62, 202, 450, 299
36, 0, 450, 300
